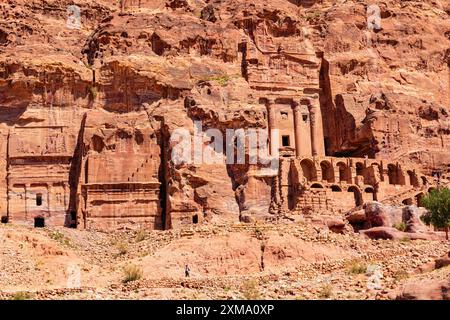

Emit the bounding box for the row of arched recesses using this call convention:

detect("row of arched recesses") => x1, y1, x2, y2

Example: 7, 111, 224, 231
300, 159, 338, 183
402, 189, 437, 207
298, 159, 426, 188
387, 164, 406, 185
300, 159, 375, 185
331, 185, 342, 192
288, 166, 372, 209
388, 165, 427, 188
299, 159, 376, 186
401, 188, 438, 208
309, 183, 366, 207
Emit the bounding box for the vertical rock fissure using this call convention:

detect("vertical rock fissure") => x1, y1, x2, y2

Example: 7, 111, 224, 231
260, 240, 266, 272
5, 129, 10, 221
319, 56, 336, 157
239, 41, 248, 81
68, 113, 87, 228
157, 121, 168, 230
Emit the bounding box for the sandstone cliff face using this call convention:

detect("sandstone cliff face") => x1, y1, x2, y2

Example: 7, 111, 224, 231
0, 0, 449, 230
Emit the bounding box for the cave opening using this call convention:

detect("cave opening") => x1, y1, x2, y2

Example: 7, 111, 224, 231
34, 217, 45, 228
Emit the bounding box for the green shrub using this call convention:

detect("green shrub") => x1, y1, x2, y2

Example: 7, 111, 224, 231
49, 230, 71, 246
348, 261, 367, 274
306, 11, 321, 21
202, 74, 233, 87
214, 75, 230, 86
400, 236, 411, 243
11, 292, 32, 300
421, 188, 450, 240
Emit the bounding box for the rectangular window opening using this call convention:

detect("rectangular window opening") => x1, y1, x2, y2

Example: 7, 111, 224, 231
36, 193, 43, 206
282, 135, 290, 147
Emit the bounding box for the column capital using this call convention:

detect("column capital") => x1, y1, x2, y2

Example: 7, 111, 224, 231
308, 104, 317, 114
265, 98, 275, 106
302, 95, 320, 107
293, 102, 302, 113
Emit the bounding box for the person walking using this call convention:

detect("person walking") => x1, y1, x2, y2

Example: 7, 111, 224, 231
185, 264, 190, 277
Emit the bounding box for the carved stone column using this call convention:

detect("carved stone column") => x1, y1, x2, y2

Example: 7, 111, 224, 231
24, 184, 29, 221
308, 102, 318, 157
307, 96, 325, 157
292, 103, 303, 158
266, 99, 277, 156
279, 158, 290, 213
63, 182, 68, 208
47, 184, 51, 217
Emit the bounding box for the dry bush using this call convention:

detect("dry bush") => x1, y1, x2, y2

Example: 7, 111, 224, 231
347, 260, 367, 275
241, 279, 261, 300
122, 265, 143, 283
318, 284, 333, 299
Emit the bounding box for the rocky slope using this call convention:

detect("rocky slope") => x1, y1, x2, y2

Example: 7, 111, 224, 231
1, 222, 450, 299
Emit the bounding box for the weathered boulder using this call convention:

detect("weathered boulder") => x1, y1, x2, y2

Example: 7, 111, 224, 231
350, 203, 442, 241
346, 209, 366, 224
397, 277, 450, 300
435, 252, 450, 269
325, 217, 349, 234
364, 202, 402, 228
403, 206, 431, 233
360, 227, 403, 240
239, 211, 257, 224
360, 227, 446, 241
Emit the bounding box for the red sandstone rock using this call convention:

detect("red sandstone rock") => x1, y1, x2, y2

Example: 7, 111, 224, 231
397, 277, 450, 300
364, 202, 402, 228
435, 252, 450, 269
0, 0, 449, 231
403, 206, 431, 233
349, 202, 441, 240
360, 226, 446, 241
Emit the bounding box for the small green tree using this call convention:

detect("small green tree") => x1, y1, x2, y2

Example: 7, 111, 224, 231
420, 187, 450, 240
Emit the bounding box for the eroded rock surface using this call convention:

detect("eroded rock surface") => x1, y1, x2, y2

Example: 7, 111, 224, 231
0, 0, 449, 231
